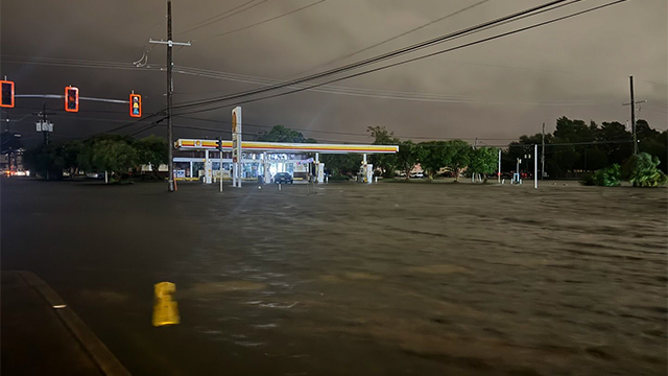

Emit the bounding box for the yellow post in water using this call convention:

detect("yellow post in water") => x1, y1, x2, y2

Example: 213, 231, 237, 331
153, 282, 180, 327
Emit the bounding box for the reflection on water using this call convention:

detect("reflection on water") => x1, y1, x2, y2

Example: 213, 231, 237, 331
2, 181, 666, 375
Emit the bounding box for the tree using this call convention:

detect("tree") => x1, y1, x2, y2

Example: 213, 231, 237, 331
583, 147, 607, 171
320, 154, 361, 177
137, 135, 168, 176
24, 144, 65, 179
396, 140, 418, 180
636, 120, 667, 173
78, 135, 138, 182
597, 121, 632, 166
623, 152, 667, 187
94, 140, 139, 180
445, 140, 471, 182
367, 126, 399, 178
416, 141, 449, 179
580, 164, 621, 187
61, 141, 83, 178
469, 147, 498, 182
256, 125, 310, 143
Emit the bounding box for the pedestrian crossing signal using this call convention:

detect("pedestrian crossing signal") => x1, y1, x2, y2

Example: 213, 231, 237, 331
65, 86, 79, 113
0, 80, 15, 108
130, 94, 141, 118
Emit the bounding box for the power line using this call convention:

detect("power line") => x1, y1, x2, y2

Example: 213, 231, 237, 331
172, 65, 612, 106
175, 0, 630, 116
481, 139, 634, 147
173, 114, 517, 141
171, 0, 578, 112
0, 55, 619, 107
204, 0, 330, 40
180, 0, 271, 35
296, 0, 493, 75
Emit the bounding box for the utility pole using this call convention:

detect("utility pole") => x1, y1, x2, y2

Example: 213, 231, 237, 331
541, 122, 545, 180
149, 1, 191, 192
33, 102, 55, 180
41, 103, 49, 147
623, 76, 646, 155
33, 102, 55, 148
630, 76, 636, 155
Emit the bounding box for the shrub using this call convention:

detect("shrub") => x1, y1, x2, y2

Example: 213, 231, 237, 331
596, 164, 621, 187
579, 164, 621, 187
623, 153, 668, 187
579, 173, 596, 186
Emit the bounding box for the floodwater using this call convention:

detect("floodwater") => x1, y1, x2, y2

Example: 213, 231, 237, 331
2, 179, 667, 375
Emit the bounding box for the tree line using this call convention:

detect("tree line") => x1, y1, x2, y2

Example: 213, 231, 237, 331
20, 115, 666, 187
24, 134, 168, 181
356, 117, 666, 182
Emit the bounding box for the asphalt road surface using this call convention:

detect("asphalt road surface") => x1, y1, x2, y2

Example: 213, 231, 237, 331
2, 179, 666, 376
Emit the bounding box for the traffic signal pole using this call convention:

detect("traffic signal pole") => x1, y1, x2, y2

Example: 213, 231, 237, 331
149, 1, 191, 192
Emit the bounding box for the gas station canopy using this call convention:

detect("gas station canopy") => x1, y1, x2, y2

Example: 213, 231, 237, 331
176, 139, 399, 154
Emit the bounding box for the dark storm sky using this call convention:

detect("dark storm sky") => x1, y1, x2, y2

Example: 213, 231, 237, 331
1, 0, 666, 146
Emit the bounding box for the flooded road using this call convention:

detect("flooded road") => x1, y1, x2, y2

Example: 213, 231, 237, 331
2, 179, 666, 375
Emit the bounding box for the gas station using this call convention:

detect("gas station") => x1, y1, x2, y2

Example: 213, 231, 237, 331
171, 106, 398, 186
173, 139, 399, 184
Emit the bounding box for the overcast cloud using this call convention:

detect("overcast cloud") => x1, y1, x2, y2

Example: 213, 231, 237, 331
1, 0, 666, 146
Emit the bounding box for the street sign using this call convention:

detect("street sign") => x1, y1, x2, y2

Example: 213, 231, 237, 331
64, 86, 79, 112
35, 121, 53, 132
0, 80, 15, 108
129, 93, 141, 117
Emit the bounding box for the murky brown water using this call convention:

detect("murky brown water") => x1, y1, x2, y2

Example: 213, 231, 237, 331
2, 179, 666, 375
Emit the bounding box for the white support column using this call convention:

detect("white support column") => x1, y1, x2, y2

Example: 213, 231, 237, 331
315, 152, 319, 163
204, 150, 212, 184
363, 154, 367, 164
189, 161, 193, 178
534, 144, 538, 189
263, 152, 271, 184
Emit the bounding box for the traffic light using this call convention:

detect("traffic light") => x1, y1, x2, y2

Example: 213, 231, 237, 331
0, 80, 15, 108
129, 94, 141, 117
65, 86, 79, 112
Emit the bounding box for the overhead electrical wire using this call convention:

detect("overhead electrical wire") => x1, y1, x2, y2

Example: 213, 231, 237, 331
203, 0, 330, 40
180, 0, 271, 35
173, 115, 518, 141
4, 0, 638, 137
173, 0, 631, 117
296, 0, 494, 75
171, 65, 611, 106
170, 0, 579, 112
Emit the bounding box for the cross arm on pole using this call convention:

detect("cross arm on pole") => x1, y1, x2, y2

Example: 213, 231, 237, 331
149, 39, 192, 47
622, 100, 647, 106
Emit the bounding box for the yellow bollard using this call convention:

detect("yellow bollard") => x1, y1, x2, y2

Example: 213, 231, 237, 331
152, 282, 180, 327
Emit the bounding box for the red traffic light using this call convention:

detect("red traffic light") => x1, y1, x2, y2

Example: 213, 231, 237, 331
0, 80, 15, 108
65, 86, 79, 113
129, 94, 141, 118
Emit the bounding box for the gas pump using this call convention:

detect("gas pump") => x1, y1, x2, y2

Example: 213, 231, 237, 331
316, 162, 325, 183
365, 163, 374, 184
358, 162, 374, 184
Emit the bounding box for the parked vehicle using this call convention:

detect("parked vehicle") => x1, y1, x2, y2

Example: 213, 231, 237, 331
410, 171, 424, 179
273, 172, 293, 184
86, 172, 106, 180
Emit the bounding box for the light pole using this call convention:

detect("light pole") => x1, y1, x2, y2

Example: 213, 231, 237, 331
524, 152, 532, 178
